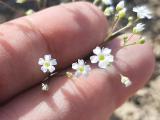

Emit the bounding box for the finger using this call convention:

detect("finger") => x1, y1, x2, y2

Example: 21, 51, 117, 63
0, 37, 155, 120
0, 2, 107, 102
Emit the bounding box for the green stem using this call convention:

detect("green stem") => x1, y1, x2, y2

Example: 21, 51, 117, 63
0, 1, 20, 14
36, 0, 41, 10
42, 0, 47, 9
123, 42, 137, 47
99, 19, 138, 47
111, 16, 120, 33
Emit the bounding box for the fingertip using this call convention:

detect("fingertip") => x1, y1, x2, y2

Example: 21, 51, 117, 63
27, 1, 108, 67
0, 1, 108, 102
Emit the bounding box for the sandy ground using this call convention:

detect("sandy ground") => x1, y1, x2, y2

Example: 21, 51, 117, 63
110, 0, 160, 120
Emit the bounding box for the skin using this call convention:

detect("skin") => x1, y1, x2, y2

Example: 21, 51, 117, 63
0, 2, 155, 120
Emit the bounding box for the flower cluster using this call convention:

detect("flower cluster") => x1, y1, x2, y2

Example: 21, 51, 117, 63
103, 0, 152, 47
38, 47, 114, 91
71, 46, 114, 78
37, 0, 153, 91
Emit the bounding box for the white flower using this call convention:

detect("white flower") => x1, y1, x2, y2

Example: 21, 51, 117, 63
41, 83, 49, 91
133, 6, 152, 19
102, 0, 113, 5
72, 59, 91, 77
90, 46, 114, 69
116, 1, 125, 11
133, 23, 145, 34
38, 54, 57, 73
104, 6, 114, 16
120, 75, 132, 87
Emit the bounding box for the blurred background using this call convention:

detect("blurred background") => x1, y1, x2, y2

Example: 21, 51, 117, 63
0, 0, 159, 120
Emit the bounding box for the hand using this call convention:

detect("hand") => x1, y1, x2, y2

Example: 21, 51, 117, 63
0, 2, 155, 120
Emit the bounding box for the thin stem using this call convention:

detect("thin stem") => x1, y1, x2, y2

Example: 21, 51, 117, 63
0, 1, 20, 14
110, 24, 131, 38
110, 18, 140, 40
123, 42, 137, 47
36, 0, 41, 10
123, 35, 143, 47
42, 0, 47, 9
111, 16, 120, 33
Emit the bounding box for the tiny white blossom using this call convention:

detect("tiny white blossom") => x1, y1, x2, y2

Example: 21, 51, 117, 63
120, 75, 132, 87
72, 59, 91, 77
41, 83, 49, 91
133, 23, 145, 34
116, 1, 125, 11
90, 46, 114, 69
104, 6, 114, 16
133, 6, 152, 19
38, 54, 57, 73
102, 0, 113, 5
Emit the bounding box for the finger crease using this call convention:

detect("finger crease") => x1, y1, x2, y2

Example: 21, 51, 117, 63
22, 17, 54, 54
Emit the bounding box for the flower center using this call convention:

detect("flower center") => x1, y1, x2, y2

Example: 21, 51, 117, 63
99, 55, 105, 61
44, 61, 50, 67
79, 66, 84, 73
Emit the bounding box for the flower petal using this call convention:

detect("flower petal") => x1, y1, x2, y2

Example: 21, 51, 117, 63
102, 48, 111, 55
41, 66, 48, 73
82, 71, 89, 77
75, 71, 81, 77
102, 0, 112, 5
78, 59, 85, 65
106, 55, 114, 62
48, 66, 55, 73
93, 46, 101, 55
38, 58, 44, 65
85, 65, 91, 72
98, 61, 107, 69
50, 59, 57, 65
72, 63, 79, 70
44, 54, 51, 60
90, 56, 99, 63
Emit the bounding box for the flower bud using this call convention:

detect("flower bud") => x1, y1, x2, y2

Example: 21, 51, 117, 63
118, 8, 127, 19
41, 83, 49, 91
120, 75, 132, 87
66, 72, 73, 78
116, 1, 125, 11
137, 37, 145, 44
128, 16, 134, 22
25, 9, 35, 16
132, 23, 145, 34
104, 6, 114, 16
